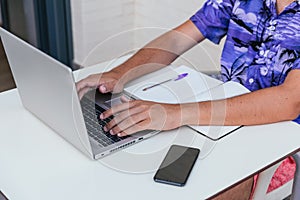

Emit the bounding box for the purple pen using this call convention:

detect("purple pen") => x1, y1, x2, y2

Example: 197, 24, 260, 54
142, 73, 188, 91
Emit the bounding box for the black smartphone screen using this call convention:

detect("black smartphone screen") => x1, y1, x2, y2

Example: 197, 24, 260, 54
153, 145, 200, 186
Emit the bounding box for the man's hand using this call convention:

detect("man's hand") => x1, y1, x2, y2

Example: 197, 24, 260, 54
101, 97, 183, 137
76, 70, 124, 99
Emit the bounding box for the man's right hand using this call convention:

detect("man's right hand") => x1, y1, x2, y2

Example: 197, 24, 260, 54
76, 70, 124, 99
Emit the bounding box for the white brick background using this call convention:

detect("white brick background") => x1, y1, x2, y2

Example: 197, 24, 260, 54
71, 0, 223, 72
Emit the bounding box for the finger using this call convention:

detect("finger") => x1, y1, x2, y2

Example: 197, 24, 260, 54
78, 87, 91, 100
76, 76, 99, 92
105, 105, 146, 131
109, 112, 147, 135
102, 79, 122, 93
101, 100, 139, 119
116, 120, 151, 137
76, 74, 104, 93
76, 84, 97, 100
121, 95, 131, 103
76, 80, 88, 93
98, 85, 108, 93
96, 81, 115, 94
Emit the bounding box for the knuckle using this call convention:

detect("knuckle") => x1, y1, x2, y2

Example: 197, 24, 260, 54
102, 111, 107, 118
112, 126, 121, 133
133, 100, 141, 106
135, 122, 147, 131
142, 119, 151, 128
141, 110, 150, 118
103, 111, 111, 119
117, 112, 126, 120
131, 115, 140, 122
140, 104, 149, 110
106, 120, 114, 129
112, 113, 124, 122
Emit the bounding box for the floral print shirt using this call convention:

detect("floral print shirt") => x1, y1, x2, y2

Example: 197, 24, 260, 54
190, 0, 300, 123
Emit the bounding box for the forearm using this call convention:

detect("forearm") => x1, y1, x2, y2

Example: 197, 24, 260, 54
112, 20, 204, 83
113, 43, 178, 83
181, 85, 300, 126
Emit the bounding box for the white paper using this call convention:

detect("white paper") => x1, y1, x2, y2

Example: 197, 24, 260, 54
125, 65, 250, 140
125, 65, 221, 103
189, 81, 250, 140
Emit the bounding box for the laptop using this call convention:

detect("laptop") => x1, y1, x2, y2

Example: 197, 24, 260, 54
0, 28, 159, 160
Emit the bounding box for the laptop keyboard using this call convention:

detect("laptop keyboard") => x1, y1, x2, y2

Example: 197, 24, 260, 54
80, 97, 128, 147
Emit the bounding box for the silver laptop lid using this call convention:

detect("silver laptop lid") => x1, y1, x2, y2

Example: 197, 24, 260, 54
0, 28, 93, 158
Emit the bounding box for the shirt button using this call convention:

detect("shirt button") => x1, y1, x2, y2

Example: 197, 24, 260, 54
270, 20, 277, 26
260, 67, 268, 76
259, 50, 265, 56
269, 26, 276, 31
249, 78, 254, 84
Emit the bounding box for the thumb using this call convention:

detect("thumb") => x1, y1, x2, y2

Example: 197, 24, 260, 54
98, 78, 124, 93
98, 85, 108, 93
98, 80, 116, 93
121, 95, 131, 103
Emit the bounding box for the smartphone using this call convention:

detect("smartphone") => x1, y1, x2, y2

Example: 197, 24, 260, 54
153, 145, 200, 186
0, 190, 9, 200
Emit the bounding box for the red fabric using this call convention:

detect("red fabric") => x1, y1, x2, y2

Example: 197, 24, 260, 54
267, 157, 296, 192
251, 157, 296, 199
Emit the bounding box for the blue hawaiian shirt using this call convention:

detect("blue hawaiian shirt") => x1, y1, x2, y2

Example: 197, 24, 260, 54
190, 0, 300, 124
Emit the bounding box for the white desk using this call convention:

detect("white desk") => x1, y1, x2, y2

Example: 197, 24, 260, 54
1, 65, 300, 200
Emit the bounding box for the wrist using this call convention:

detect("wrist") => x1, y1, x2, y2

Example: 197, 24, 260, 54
180, 103, 201, 126
110, 64, 133, 85
108, 67, 128, 85
110, 67, 124, 79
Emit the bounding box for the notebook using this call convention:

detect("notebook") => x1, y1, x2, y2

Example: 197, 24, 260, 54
125, 65, 250, 140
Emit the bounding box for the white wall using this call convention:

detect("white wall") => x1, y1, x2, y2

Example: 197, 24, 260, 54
133, 0, 223, 72
71, 0, 223, 72
71, 0, 136, 67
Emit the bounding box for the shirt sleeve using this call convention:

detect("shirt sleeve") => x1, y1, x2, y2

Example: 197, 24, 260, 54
190, 0, 236, 44
292, 57, 300, 70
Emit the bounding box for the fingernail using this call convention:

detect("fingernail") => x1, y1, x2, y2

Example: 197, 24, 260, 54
118, 133, 122, 137
100, 85, 106, 93
110, 130, 114, 135
100, 114, 104, 119
103, 126, 107, 132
